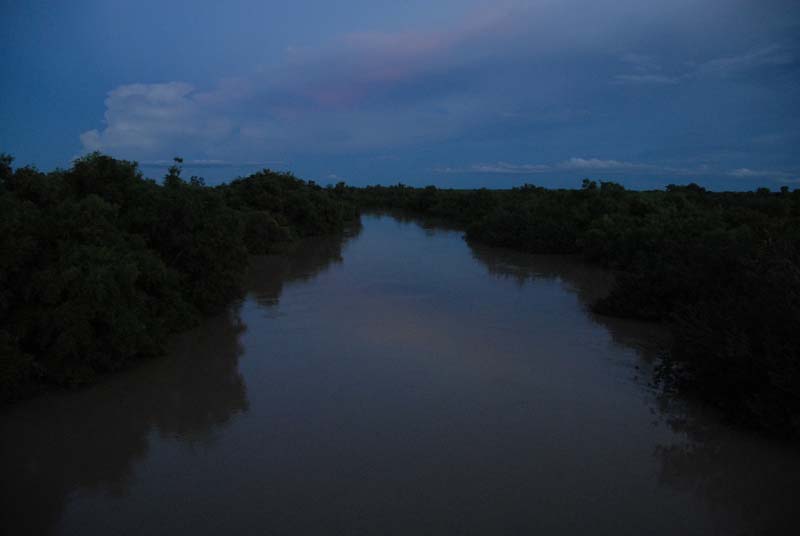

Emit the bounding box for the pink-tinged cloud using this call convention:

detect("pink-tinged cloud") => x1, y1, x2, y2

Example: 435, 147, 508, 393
274, 6, 520, 109
77, 0, 800, 187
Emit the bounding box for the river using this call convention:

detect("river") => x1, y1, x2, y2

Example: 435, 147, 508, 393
1, 213, 798, 535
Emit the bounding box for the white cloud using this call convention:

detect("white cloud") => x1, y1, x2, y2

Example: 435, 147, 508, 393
83, 3, 711, 161
475, 162, 551, 174
438, 158, 647, 174
436, 162, 551, 174
729, 168, 764, 178
612, 74, 680, 85
620, 53, 661, 73
558, 157, 639, 170
613, 51, 682, 86
80, 82, 237, 157
728, 167, 794, 179
81, 75, 497, 160
77, 2, 799, 181
138, 159, 284, 168
434, 158, 770, 179
612, 43, 794, 86
696, 44, 794, 77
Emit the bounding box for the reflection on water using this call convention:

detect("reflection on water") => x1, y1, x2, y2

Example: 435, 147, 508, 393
0, 309, 247, 534
653, 397, 800, 535
1, 214, 797, 535
246, 225, 360, 309
468, 239, 800, 534
0, 229, 358, 536
468, 242, 669, 363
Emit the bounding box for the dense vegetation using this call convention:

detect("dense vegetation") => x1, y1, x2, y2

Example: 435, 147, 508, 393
348, 181, 800, 435
0, 153, 356, 401
3, 153, 798, 436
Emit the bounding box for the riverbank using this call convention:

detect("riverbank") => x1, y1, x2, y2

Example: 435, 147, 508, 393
3, 213, 796, 535
0, 153, 357, 402
3, 154, 798, 436
347, 184, 800, 436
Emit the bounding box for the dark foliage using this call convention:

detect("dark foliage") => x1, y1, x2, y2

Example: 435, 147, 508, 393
346, 181, 800, 435
0, 153, 357, 400
4, 151, 798, 435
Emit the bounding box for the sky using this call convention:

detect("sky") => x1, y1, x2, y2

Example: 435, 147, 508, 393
1, 0, 799, 189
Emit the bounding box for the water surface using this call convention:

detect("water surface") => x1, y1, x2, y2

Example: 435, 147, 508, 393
2, 213, 798, 535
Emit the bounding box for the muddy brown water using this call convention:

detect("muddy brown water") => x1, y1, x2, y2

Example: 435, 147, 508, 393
2, 213, 798, 535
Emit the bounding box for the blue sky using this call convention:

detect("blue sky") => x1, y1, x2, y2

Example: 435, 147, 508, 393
1, 0, 799, 189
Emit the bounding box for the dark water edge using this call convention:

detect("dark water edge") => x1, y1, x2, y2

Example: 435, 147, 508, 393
1, 213, 798, 535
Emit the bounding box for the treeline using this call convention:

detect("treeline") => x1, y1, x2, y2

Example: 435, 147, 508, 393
0, 153, 357, 401
3, 156, 799, 435
348, 181, 800, 435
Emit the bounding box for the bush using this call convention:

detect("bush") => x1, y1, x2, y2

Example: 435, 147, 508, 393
0, 153, 357, 401
349, 180, 800, 435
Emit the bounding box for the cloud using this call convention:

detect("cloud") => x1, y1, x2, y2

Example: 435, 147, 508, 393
612, 74, 681, 85
612, 43, 795, 86
613, 53, 682, 85
78, 9, 518, 160
138, 159, 284, 168
434, 158, 778, 180
620, 53, 662, 73
438, 158, 647, 174
450, 162, 552, 175
612, 49, 683, 85
80, 82, 238, 156
728, 167, 768, 178
77, 0, 800, 185
436, 162, 551, 174
558, 158, 639, 170
695, 44, 794, 77
728, 167, 795, 179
